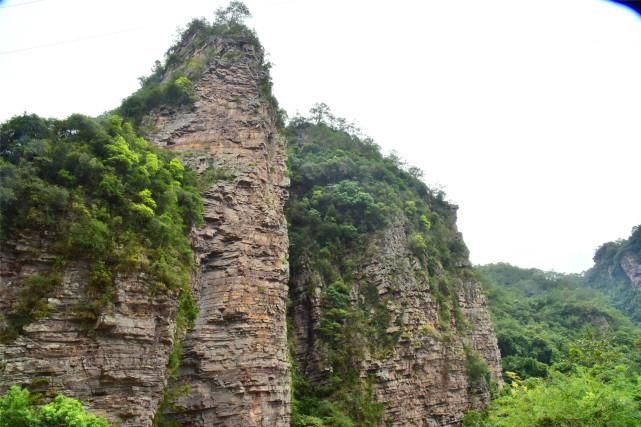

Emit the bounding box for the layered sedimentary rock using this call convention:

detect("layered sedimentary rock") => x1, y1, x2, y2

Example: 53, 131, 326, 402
621, 252, 641, 291
587, 226, 641, 322
0, 14, 505, 427
291, 219, 501, 426
0, 29, 290, 427
0, 236, 177, 425
143, 34, 290, 426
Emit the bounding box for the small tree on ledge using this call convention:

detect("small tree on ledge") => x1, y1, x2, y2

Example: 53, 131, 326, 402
215, 1, 251, 26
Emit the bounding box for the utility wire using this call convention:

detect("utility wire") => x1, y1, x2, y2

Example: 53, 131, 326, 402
0, 0, 300, 55
0, 27, 146, 55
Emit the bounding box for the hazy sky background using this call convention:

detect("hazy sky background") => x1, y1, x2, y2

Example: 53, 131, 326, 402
1, 0, 640, 273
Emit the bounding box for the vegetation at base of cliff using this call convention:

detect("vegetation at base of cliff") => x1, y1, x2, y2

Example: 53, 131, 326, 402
586, 225, 641, 323
0, 386, 109, 427
479, 263, 640, 380
118, 1, 285, 128
287, 105, 474, 426
0, 113, 202, 341
463, 355, 641, 426
464, 263, 641, 426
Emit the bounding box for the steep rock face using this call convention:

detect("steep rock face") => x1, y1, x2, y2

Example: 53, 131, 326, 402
143, 35, 290, 426
621, 252, 641, 291
0, 27, 290, 427
587, 226, 641, 323
286, 121, 501, 425
291, 221, 501, 426
0, 236, 177, 426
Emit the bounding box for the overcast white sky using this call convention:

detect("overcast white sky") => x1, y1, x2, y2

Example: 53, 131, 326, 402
1, 0, 640, 273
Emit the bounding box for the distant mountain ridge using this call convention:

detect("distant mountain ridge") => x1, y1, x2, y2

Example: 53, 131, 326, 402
468, 260, 641, 425
586, 226, 641, 322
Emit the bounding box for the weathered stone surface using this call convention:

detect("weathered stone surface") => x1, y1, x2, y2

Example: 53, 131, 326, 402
144, 35, 290, 426
0, 237, 177, 426
621, 252, 641, 291
0, 22, 504, 427
0, 33, 290, 426
291, 221, 502, 426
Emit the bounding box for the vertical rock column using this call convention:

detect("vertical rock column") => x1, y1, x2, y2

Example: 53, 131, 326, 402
145, 39, 290, 426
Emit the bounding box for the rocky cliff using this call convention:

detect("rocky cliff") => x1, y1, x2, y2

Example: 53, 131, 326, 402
620, 251, 641, 292
587, 225, 641, 323
286, 121, 501, 426
0, 109, 201, 426
141, 26, 291, 426
0, 16, 290, 427
0, 9, 503, 427
290, 223, 501, 426
0, 237, 177, 425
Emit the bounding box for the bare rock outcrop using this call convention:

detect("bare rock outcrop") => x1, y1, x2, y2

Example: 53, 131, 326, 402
621, 252, 641, 291
0, 237, 177, 426
290, 220, 502, 426
143, 35, 290, 426
0, 31, 290, 427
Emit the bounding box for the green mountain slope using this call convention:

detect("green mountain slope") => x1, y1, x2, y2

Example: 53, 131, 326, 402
286, 109, 501, 426
586, 226, 641, 323
466, 263, 641, 426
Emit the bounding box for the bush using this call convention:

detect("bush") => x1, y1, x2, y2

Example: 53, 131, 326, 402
0, 113, 202, 340
465, 346, 490, 387
0, 386, 108, 427
408, 233, 428, 258
119, 75, 197, 124
479, 368, 641, 426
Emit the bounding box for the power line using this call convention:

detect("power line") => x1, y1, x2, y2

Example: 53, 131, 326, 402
0, 0, 302, 55
0, 27, 145, 55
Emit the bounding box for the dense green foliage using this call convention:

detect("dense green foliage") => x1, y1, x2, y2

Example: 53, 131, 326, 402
118, 1, 284, 127
0, 386, 109, 427
464, 263, 641, 426
287, 107, 467, 280
479, 263, 639, 380
0, 113, 202, 341
465, 345, 492, 387
287, 107, 473, 426
119, 74, 197, 125
586, 225, 641, 323
464, 368, 641, 426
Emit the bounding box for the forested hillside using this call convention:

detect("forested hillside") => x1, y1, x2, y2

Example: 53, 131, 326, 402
464, 263, 641, 426
286, 109, 501, 426
587, 226, 641, 322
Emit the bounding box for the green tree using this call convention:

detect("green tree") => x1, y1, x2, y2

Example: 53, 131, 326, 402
0, 386, 38, 427
0, 113, 202, 341
215, 1, 251, 25
0, 386, 108, 427
309, 103, 332, 125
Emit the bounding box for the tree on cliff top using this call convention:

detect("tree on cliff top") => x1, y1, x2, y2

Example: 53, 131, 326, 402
215, 1, 251, 26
